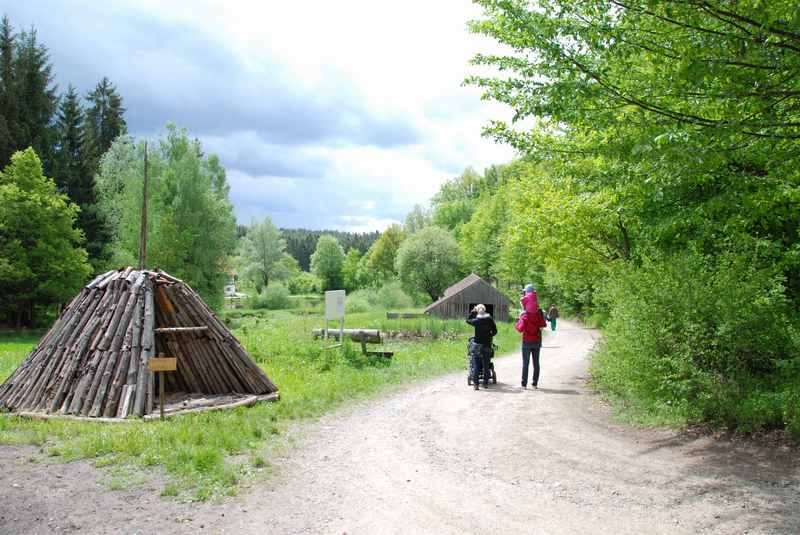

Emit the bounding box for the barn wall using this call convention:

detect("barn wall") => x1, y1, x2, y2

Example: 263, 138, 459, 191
427, 282, 511, 322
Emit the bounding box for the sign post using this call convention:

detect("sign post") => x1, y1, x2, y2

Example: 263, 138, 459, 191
324, 290, 346, 348
148, 356, 177, 420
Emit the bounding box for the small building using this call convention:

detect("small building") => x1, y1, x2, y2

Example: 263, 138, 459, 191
424, 273, 512, 322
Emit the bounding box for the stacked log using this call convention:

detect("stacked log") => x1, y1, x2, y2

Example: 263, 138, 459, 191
0, 267, 278, 419
311, 328, 381, 343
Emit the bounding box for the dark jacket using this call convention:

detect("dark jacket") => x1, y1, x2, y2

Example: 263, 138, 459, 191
467, 311, 498, 345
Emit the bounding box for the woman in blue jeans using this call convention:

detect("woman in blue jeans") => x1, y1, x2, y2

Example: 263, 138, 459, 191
515, 307, 547, 388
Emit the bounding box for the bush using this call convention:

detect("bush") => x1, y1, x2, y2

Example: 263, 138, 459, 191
591, 251, 800, 433
345, 292, 371, 313
287, 272, 321, 295
249, 283, 291, 310
376, 281, 415, 309
346, 281, 414, 313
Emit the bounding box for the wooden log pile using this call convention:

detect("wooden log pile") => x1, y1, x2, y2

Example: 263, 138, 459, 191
311, 328, 381, 343
0, 268, 278, 419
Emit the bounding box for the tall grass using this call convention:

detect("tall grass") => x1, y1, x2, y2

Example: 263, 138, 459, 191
0, 310, 516, 500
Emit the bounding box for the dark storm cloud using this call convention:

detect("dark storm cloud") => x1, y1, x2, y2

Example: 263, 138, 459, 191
3, 2, 421, 148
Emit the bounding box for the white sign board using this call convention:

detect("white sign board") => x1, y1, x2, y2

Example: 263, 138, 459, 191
325, 290, 346, 320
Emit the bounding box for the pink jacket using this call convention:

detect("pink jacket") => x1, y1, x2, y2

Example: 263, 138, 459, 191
521, 291, 539, 314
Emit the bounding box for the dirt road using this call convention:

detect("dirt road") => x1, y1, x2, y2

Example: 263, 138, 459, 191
196, 320, 799, 534
2, 320, 798, 534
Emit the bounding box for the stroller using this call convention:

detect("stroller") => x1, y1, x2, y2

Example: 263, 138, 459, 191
466, 337, 497, 387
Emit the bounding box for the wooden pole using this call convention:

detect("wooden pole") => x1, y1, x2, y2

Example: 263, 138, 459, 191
138, 141, 148, 270
159, 371, 165, 421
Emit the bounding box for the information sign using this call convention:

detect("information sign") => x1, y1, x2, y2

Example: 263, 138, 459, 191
325, 290, 346, 320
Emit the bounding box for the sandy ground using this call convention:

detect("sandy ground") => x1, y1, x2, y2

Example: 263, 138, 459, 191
1, 320, 798, 534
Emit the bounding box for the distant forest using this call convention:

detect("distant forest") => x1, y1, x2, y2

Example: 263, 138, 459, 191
281, 229, 380, 271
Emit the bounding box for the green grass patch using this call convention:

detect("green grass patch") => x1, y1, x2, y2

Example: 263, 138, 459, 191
0, 310, 517, 498
0, 331, 42, 383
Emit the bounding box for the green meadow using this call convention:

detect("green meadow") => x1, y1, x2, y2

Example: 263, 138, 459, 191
0, 310, 517, 501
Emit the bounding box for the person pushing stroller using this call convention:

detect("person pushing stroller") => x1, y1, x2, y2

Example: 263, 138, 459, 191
466, 304, 497, 390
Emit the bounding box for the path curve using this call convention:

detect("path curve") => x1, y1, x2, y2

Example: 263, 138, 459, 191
194, 320, 799, 534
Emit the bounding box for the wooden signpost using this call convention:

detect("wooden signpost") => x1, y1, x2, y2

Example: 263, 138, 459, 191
148, 356, 177, 420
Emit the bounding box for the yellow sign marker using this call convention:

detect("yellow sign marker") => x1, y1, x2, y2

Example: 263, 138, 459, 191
148, 357, 177, 372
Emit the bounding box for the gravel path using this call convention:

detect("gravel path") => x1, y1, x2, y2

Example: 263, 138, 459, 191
2, 320, 798, 534
196, 320, 799, 534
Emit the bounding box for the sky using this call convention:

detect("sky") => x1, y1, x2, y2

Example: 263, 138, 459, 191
5, 1, 516, 232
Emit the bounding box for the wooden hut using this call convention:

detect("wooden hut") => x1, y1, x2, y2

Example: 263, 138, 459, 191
0, 267, 278, 421
424, 273, 512, 322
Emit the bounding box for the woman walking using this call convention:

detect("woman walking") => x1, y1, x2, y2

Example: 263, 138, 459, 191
466, 304, 497, 390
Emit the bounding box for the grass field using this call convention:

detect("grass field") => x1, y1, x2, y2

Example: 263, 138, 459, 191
0, 309, 517, 500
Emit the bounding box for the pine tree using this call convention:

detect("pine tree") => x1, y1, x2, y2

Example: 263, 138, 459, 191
53, 85, 86, 199
84, 77, 126, 169
0, 15, 16, 167
52, 84, 113, 269
79, 77, 127, 270
13, 27, 57, 174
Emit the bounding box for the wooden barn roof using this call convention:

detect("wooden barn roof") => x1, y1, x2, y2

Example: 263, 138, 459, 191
442, 273, 483, 297
424, 274, 511, 313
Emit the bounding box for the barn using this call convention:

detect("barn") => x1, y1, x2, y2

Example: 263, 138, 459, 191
424, 273, 513, 322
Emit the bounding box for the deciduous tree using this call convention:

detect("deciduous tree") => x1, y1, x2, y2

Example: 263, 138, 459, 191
95, 125, 236, 308
0, 148, 90, 325
395, 226, 461, 301
310, 234, 345, 291
238, 216, 286, 292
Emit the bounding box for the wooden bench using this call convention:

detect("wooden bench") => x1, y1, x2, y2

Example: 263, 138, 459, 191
311, 328, 394, 357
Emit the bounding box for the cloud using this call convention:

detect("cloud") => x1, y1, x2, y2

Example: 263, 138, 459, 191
200, 132, 330, 178
3, 0, 517, 231
6, 1, 422, 148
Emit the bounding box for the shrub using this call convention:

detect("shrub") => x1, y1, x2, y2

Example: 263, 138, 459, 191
375, 281, 414, 310
345, 292, 371, 313
249, 283, 291, 310
345, 281, 414, 313
287, 272, 321, 295
592, 251, 799, 433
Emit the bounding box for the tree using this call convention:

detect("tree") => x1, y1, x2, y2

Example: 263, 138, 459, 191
430, 168, 483, 235
0, 16, 16, 165
238, 216, 286, 292
84, 76, 127, 170
51, 84, 111, 270
272, 253, 301, 283
0, 148, 91, 326
310, 234, 345, 291
282, 228, 379, 271
341, 248, 362, 291
95, 125, 237, 308
364, 223, 406, 283
404, 204, 430, 234
53, 85, 86, 197
395, 226, 462, 301
459, 188, 507, 282
467, 0, 800, 300
0, 22, 57, 171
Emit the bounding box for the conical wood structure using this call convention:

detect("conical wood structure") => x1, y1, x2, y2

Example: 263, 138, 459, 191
0, 268, 278, 419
